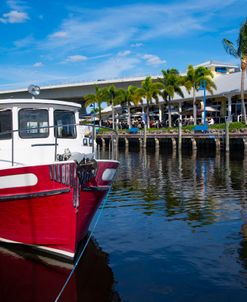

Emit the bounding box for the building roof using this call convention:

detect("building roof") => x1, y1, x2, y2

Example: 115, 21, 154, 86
0, 98, 81, 108
194, 60, 239, 68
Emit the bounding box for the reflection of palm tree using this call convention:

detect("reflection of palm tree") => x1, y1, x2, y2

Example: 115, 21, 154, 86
183, 65, 216, 125
223, 19, 247, 124
158, 69, 184, 128
164, 157, 217, 226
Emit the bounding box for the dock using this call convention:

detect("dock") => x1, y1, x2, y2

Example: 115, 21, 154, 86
97, 129, 247, 152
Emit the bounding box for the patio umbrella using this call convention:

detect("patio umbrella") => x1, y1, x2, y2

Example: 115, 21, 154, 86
204, 106, 220, 112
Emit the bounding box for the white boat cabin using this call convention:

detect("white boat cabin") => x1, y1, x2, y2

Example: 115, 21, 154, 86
0, 99, 93, 168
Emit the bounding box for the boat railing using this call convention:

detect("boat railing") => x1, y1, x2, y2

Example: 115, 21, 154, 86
0, 123, 118, 166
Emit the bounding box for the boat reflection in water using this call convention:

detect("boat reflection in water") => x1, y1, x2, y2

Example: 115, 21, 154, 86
0, 238, 120, 302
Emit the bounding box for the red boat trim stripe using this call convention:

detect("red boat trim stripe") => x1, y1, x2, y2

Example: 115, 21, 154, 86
0, 188, 70, 201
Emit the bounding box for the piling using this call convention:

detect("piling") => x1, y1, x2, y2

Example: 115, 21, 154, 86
215, 138, 221, 152
171, 137, 176, 150
155, 138, 160, 150
124, 137, 129, 150
225, 120, 230, 152
243, 138, 247, 151
178, 103, 182, 151
101, 137, 106, 150
191, 138, 197, 150
143, 127, 147, 148
139, 138, 143, 148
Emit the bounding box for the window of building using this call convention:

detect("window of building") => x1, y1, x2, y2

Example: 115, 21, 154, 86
0, 110, 12, 140
215, 67, 227, 73
19, 109, 49, 138
54, 110, 76, 138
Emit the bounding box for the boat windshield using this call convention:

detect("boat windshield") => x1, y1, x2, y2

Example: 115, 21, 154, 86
54, 110, 77, 139
0, 110, 12, 140
18, 109, 49, 138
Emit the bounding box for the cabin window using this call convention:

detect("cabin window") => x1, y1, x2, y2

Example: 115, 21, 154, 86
19, 109, 49, 138
54, 110, 76, 138
0, 110, 12, 140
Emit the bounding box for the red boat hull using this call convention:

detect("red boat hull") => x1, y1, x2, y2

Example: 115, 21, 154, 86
0, 160, 118, 258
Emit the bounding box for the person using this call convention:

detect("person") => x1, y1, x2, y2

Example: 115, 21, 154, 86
208, 117, 215, 125
189, 115, 194, 124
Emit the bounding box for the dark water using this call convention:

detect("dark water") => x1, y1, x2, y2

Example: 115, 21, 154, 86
1, 150, 247, 301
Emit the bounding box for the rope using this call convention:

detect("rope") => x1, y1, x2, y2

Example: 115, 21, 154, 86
54, 185, 112, 302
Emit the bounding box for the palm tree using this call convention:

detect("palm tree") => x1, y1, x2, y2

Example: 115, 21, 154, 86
158, 69, 184, 128
135, 77, 164, 128
183, 65, 216, 125
104, 85, 122, 130
223, 19, 247, 124
117, 86, 141, 128
84, 86, 107, 126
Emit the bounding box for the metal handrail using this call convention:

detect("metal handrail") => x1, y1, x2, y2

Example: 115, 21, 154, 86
0, 123, 118, 166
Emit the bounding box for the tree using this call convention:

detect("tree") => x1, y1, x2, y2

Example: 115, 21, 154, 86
223, 19, 247, 124
158, 69, 184, 128
104, 85, 122, 130
84, 86, 107, 126
135, 77, 164, 128
117, 86, 140, 128
183, 65, 216, 125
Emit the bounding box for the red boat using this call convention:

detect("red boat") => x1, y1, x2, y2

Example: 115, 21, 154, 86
0, 90, 119, 259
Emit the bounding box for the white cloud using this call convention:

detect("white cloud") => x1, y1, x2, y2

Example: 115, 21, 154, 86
33, 62, 43, 67
0, 10, 29, 23
43, 17, 135, 52
49, 31, 68, 39
85, 56, 140, 80
65, 55, 88, 63
117, 50, 131, 57
14, 35, 34, 48
142, 54, 166, 66
0, 64, 69, 90
7, 0, 28, 11
131, 43, 144, 48
41, 0, 236, 55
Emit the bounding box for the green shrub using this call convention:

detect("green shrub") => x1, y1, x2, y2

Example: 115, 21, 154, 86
210, 122, 246, 132
96, 122, 247, 134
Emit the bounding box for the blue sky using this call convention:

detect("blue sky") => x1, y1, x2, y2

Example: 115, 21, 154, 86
0, 0, 246, 90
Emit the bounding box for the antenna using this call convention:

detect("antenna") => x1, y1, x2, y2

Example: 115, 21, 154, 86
28, 84, 40, 98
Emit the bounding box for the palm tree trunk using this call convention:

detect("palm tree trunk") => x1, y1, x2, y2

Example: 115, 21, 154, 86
112, 98, 115, 130
193, 87, 197, 125
158, 104, 162, 124
240, 61, 247, 125
99, 103, 102, 127
168, 97, 172, 128
127, 103, 131, 128
146, 102, 150, 128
